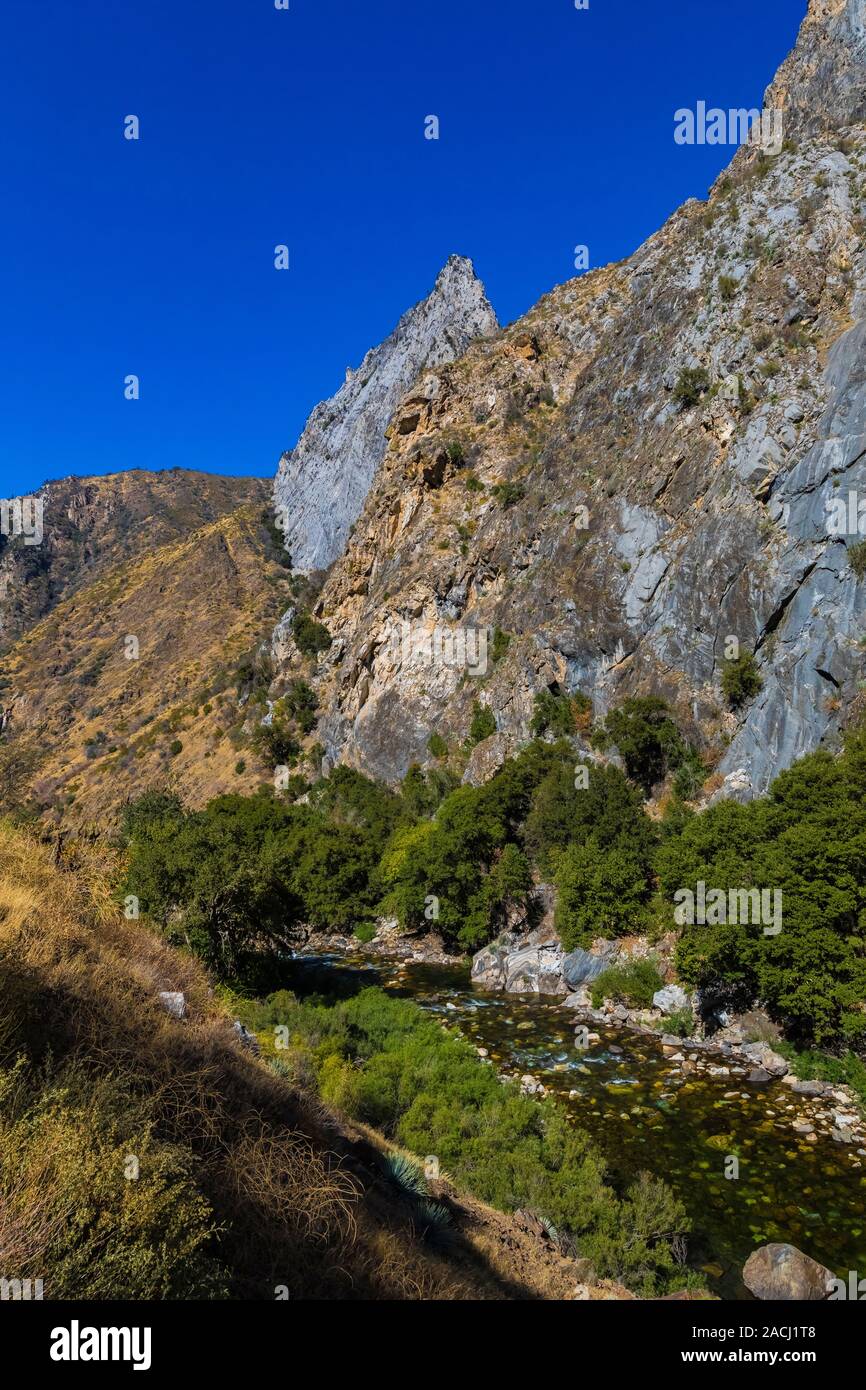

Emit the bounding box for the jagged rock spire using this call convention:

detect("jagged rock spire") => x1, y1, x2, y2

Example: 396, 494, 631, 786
273, 256, 497, 574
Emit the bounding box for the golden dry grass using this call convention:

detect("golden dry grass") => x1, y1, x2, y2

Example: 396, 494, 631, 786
0, 821, 613, 1301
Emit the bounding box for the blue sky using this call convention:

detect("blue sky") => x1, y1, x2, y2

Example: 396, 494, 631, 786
1, 0, 805, 497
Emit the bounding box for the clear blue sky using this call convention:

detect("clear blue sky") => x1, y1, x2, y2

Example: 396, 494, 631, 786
1, 0, 805, 497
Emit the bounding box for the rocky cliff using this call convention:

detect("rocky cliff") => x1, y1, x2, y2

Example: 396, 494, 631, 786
272, 0, 866, 799
273, 255, 497, 574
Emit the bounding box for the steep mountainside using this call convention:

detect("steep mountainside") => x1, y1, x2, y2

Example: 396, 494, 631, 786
273, 0, 866, 799
273, 255, 497, 574
0, 470, 269, 650
0, 478, 290, 827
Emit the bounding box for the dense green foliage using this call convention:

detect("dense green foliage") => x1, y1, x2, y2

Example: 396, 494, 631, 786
658, 732, 866, 1046
592, 697, 689, 795
123, 708, 866, 1056
590, 960, 665, 1010
237, 986, 697, 1295
721, 651, 763, 708
530, 689, 588, 738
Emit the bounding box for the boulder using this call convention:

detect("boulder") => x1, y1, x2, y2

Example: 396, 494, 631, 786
562, 943, 617, 990
505, 946, 565, 996
743, 1244, 835, 1301
471, 943, 508, 990
789, 1079, 827, 1097
158, 991, 187, 1020
652, 984, 691, 1015
741, 1042, 789, 1077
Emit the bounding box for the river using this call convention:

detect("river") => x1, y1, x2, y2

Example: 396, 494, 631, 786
288, 947, 866, 1300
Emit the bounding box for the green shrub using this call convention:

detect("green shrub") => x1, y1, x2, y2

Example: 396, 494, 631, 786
673, 367, 710, 409
490, 627, 511, 664
282, 679, 319, 734
530, 689, 575, 738
660, 1008, 695, 1038
469, 701, 497, 745
718, 274, 738, 302
491, 482, 526, 508
721, 651, 763, 708
292, 610, 332, 657
169, 739, 183, 757
427, 731, 448, 759
590, 960, 664, 1010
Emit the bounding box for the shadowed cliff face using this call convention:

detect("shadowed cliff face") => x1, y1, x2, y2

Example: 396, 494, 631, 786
271, 0, 866, 799
273, 255, 498, 574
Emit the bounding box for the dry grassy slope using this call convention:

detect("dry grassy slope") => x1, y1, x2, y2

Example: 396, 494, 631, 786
0, 500, 289, 828
0, 821, 646, 1301
0, 469, 271, 651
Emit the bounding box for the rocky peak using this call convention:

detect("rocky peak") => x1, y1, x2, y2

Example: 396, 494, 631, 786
271, 0, 866, 799
273, 255, 497, 575
765, 0, 866, 139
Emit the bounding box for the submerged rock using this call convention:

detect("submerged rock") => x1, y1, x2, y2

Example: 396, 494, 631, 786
743, 1243, 835, 1301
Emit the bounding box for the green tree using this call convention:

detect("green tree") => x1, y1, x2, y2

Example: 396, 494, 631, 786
555, 841, 653, 950
592, 697, 688, 795
469, 701, 497, 745
721, 651, 763, 708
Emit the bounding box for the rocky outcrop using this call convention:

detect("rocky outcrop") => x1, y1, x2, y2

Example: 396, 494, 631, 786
653, 985, 691, 1016
742, 1243, 835, 1300
472, 939, 566, 995
275, 1, 866, 802
273, 256, 497, 574
740, 1041, 790, 1078
765, 0, 866, 142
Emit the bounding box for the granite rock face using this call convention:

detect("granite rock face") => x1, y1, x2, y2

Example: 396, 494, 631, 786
273, 1, 866, 801
273, 256, 497, 574
765, 0, 866, 141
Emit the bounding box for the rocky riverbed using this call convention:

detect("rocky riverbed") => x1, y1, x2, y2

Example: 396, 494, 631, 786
290, 940, 866, 1299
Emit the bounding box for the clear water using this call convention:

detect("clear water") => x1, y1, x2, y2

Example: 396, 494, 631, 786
289, 950, 866, 1299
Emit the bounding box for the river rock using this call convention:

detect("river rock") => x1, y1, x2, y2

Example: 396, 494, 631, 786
505, 945, 566, 995
471, 942, 508, 989
785, 1078, 827, 1096
741, 1042, 789, 1077
652, 984, 691, 1015
742, 1244, 835, 1301
562, 943, 618, 990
